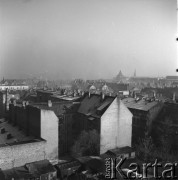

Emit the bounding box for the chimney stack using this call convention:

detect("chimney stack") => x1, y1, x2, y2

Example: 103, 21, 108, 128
89, 91, 91, 98
26, 101, 29, 106
82, 91, 84, 96
48, 100, 52, 107
22, 101, 26, 107
173, 92, 176, 101
134, 93, 137, 99
102, 93, 105, 100
13, 100, 16, 106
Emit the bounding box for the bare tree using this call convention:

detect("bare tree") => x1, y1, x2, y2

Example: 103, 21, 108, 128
71, 130, 100, 157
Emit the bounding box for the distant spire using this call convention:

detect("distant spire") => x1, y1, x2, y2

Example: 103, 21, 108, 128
134, 69, 136, 77
118, 70, 124, 77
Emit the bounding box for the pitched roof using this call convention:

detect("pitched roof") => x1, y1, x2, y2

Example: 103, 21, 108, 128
77, 94, 115, 117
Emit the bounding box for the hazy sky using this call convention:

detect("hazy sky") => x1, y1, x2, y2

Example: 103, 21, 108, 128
0, 0, 177, 80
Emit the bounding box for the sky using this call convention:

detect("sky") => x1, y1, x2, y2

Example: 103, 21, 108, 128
0, 0, 177, 80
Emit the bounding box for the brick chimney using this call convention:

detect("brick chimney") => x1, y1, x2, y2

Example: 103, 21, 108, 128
48, 100, 52, 107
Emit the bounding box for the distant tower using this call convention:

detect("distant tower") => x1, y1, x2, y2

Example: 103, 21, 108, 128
134, 69, 136, 77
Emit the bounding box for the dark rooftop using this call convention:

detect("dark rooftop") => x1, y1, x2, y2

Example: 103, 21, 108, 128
0, 119, 40, 146
31, 101, 73, 116
77, 94, 115, 117
0, 160, 56, 180
122, 97, 159, 111
25, 159, 56, 175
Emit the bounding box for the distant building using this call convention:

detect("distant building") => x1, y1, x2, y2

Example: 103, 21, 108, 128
0, 79, 29, 91
114, 70, 127, 83
166, 76, 178, 82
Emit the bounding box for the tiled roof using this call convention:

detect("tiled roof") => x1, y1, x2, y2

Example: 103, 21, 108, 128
122, 97, 159, 111
77, 94, 115, 117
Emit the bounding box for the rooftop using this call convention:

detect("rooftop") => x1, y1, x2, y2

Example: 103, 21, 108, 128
77, 94, 115, 117
0, 79, 28, 86
0, 160, 56, 179
122, 97, 159, 111
0, 119, 41, 147
50, 95, 81, 101
31, 101, 73, 116
36, 89, 55, 94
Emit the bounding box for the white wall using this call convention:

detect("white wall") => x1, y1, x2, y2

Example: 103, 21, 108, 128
0, 85, 29, 91
0, 141, 46, 170
41, 110, 58, 160
100, 97, 132, 154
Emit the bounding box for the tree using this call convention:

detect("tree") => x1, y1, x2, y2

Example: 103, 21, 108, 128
71, 130, 100, 157
136, 135, 155, 162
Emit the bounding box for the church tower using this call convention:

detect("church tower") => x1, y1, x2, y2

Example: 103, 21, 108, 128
134, 69, 136, 77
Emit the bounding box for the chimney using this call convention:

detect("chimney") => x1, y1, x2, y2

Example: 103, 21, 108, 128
102, 93, 105, 100
89, 91, 91, 98
48, 100, 52, 107
82, 91, 84, 96
13, 100, 16, 106
26, 101, 29, 106
132, 91, 135, 98
134, 93, 137, 99
173, 92, 176, 101
22, 101, 26, 107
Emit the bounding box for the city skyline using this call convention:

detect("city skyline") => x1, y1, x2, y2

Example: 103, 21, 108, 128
0, 0, 177, 80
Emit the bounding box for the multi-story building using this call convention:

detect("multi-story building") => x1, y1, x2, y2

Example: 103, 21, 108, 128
122, 97, 163, 145
71, 93, 133, 154
0, 79, 29, 91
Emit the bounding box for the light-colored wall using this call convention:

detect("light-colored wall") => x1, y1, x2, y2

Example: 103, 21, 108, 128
0, 85, 29, 91
100, 97, 132, 154
0, 141, 46, 170
41, 109, 58, 160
